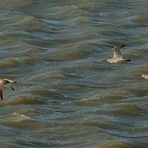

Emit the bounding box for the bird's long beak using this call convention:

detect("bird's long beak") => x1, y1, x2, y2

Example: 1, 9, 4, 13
10, 81, 17, 84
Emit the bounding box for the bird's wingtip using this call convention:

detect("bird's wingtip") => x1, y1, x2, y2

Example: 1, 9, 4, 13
113, 44, 126, 50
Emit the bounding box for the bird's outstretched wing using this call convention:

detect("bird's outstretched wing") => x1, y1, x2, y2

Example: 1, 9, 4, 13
112, 44, 125, 58
9, 84, 15, 91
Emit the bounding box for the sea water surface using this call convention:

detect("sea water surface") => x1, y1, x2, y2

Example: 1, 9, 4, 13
0, 0, 148, 147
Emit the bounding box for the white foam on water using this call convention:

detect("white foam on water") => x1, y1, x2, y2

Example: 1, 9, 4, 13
12, 112, 31, 121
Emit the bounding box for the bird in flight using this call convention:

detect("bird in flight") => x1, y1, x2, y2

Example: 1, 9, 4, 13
107, 44, 131, 63
0, 79, 16, 101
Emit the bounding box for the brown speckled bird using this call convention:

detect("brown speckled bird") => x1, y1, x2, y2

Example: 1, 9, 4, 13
0, 79, 16, 101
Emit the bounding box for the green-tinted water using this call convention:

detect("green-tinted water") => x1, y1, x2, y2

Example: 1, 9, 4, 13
0, 0, 148, 147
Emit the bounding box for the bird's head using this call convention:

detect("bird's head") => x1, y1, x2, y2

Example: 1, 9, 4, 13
3, 79, 17, 91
